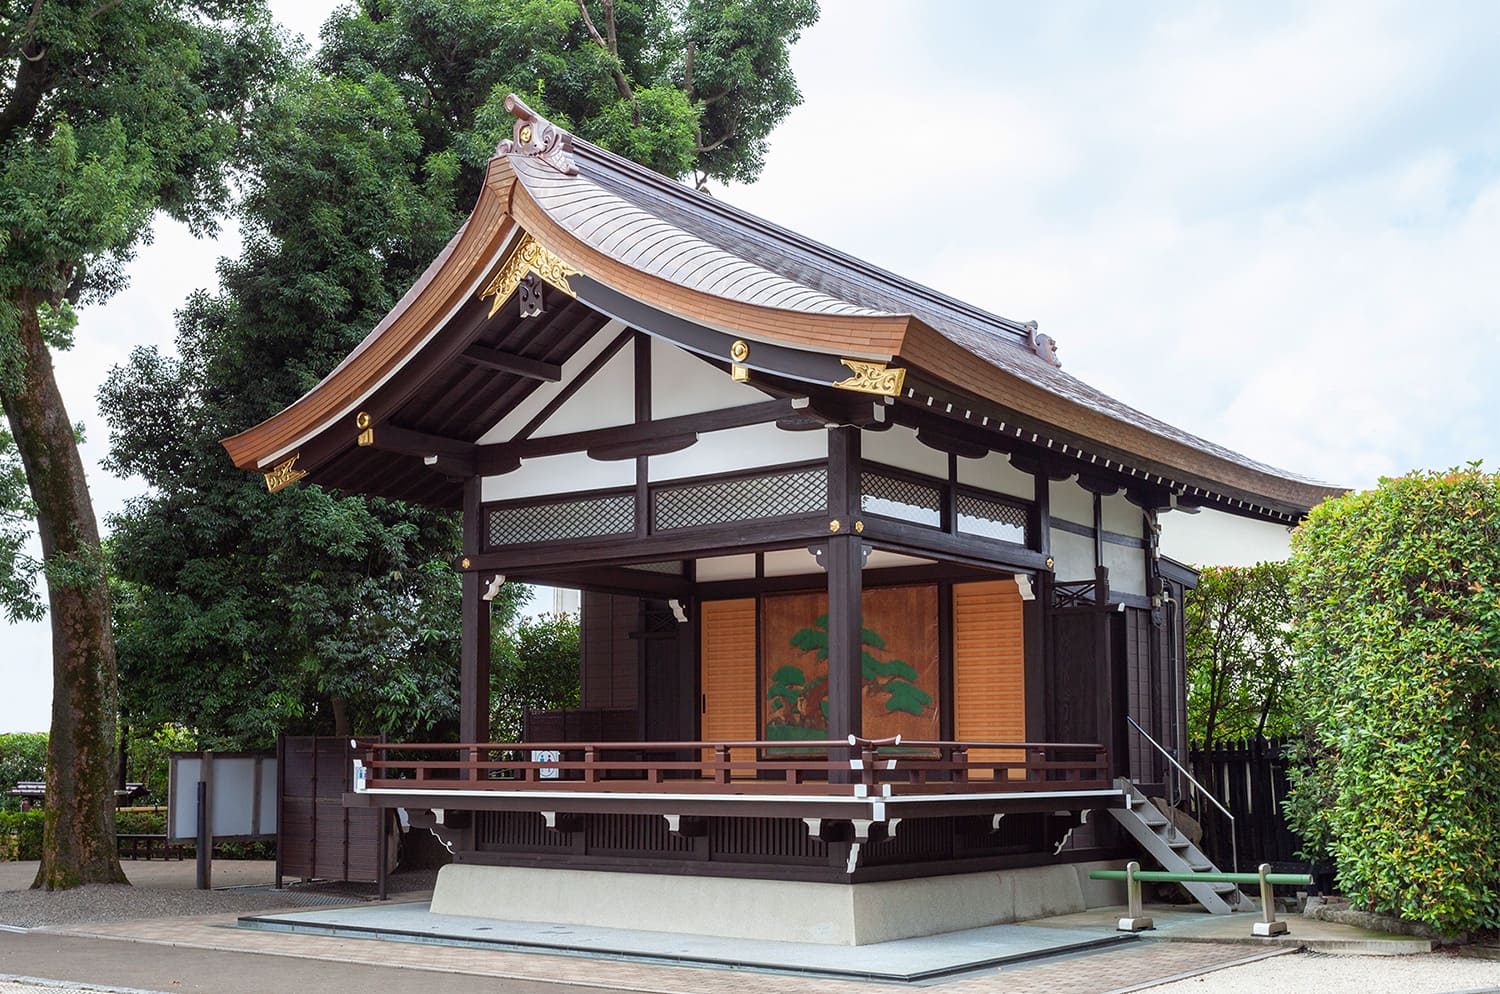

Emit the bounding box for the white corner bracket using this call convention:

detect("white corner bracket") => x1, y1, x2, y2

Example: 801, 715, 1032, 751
483, 574, 506, 601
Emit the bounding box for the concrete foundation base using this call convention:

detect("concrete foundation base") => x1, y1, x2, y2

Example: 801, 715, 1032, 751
429, 860, 1127, 945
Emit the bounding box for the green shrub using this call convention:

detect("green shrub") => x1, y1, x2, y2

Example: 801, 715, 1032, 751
0, 732, 48, 810
1286, 465, 1500, 935
0, 809, 44, 861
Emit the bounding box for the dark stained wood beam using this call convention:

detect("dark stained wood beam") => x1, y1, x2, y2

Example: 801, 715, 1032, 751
587, 432, 697, 461
502, 397, 795, 460
368, 423, 475, 458
461, 344, 562, 381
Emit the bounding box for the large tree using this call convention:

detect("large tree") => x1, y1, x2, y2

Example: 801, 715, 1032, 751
1183, 561, 1295, 747
101, 0, 818, 748
0, 0, 281, 889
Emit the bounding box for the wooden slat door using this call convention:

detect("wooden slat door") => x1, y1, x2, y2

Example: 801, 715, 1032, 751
699, 599, 758, 773
953, 580, 1026, 779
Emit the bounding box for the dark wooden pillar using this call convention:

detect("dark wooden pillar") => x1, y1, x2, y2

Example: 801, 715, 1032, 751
461, 477, 491, 747
826, 428, 863, 743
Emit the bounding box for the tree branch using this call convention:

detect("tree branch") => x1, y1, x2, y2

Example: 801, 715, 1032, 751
694, 128, 735, 153
89, 0, 127, 19
578, 0, 633, 102
0, 39, 50, 146
602, 0, 618, 56
682, 39, 695, 99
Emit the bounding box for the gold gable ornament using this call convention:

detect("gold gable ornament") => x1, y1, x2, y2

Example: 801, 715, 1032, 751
832, 358, 906, 398
479, 232, 580, 318
264, 455, 308, 493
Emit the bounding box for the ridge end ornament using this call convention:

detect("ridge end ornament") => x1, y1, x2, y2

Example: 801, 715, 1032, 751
494, 94, 578, 175
479, 232, 580, 318
264, 454, 308, 493
832, 358, 907, 397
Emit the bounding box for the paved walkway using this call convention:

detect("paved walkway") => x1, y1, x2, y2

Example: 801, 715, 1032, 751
6, 912, 1281, 994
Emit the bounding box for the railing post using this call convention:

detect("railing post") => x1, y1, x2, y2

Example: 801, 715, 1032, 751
953, 746, 969, 784
1117, 860, 1153, 932
1252, 863, 1288, 936
714, 744, 729, 785
583, 745, 597, 785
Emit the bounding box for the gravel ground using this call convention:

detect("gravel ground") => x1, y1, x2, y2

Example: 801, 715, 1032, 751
0, 867, 439, 929
0, 883, 333, 929
0, 982, 169, 994
1149, 949, 1500, 993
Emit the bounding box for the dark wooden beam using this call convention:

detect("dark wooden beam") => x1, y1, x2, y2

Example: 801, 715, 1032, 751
915, 426, 989, 460
588, 432, 696, 462
461, 344, 563, 381
368, 423, 476, 459
502, 398, 795, 460
461, 478, 491, 754
826, 427, 863, 750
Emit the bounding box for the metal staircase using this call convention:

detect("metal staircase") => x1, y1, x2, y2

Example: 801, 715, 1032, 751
1110, 777, 1254, 914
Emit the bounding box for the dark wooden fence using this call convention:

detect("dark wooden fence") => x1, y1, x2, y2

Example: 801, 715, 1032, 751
1187, 736, 1308, 873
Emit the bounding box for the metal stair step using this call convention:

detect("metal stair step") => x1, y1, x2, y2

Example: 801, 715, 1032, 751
1167, 838, 1191, 850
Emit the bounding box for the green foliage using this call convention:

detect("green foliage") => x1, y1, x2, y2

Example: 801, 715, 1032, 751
1184, 562, 1296, 745
0, 809, 44, 861
491, 612, 582, 741
1284, 465, 1500, 935
101, 0, 815, 748
0, 732, 47, 810
122, 725, 197, 807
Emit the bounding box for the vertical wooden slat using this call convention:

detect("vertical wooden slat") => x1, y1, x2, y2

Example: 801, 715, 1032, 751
699, 599, 758, 770
954, 579, 1025, 779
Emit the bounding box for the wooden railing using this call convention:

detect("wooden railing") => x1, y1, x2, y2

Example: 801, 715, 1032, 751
354, 737, 1110, 798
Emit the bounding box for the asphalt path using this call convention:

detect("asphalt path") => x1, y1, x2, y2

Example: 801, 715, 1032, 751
0, 931, 612, 994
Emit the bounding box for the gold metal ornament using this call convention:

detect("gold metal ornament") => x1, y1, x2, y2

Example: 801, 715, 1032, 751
264, 455, 308, 493
730, 340, 750, 362
832, 358, 907, 397
829, 519, 841, 533
356, 411, 374, 446
1045, 556, 1055, 570
854, 520, 864, 534
479, 232, 580, 318
461, 557, 472, 569
518, 124, 533, 144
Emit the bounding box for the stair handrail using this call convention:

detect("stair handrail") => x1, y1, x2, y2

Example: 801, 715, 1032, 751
1125, 715, 1237, 873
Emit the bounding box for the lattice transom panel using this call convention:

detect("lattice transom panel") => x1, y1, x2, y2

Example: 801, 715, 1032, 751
654, 468, 827, 531
487, 493, 635, 546
957, 491, 1028, 545
861, 471, 942, 527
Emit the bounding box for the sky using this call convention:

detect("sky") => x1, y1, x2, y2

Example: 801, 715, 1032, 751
2, 1, 1497, 731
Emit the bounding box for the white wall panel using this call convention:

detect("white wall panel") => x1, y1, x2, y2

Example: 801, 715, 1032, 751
530, 339, 634, 438
1160, 507, 1294, 566
1050, 529, 1096, 582
1048, 476, 1093, 526
696, 554, 756, 581
956, 450, 1033, 499
649, 423, 826, 483
478, 319, 626, 444
1101, 492, 1144, 537
482, 451, 634, 502
862, 424, 947, 478
651, 336, 767, 418
1104, 543, 1147, 596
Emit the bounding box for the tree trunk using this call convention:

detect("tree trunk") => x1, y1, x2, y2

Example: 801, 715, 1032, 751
2, 289, 127, 890
331, 696, 350, 738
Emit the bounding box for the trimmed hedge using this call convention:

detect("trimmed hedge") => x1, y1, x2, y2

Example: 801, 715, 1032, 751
0, 810, 44, 861
1286, 465, 1500, 935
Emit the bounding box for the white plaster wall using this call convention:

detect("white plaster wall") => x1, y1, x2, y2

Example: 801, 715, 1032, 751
763, 549, 821, 576
696, 554, 756, 581
648, 422, 826, 482
1048, 477, 1093, 527
478, 320, 627, 444
1159, 507, 1294, 566
1103, 542, 1147, 596
1050, 529, 1096, 582
530, 339, 635, 438
1100, 491, 1144, 537
956, 450, 1034, 500
862, 424, 947, 478
651, 336, 768, 418
481, 451, 634, 502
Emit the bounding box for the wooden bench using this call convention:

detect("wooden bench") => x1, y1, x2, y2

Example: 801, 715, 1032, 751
116, 834, 185, 861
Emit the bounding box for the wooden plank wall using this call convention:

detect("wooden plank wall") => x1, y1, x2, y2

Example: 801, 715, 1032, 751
698, 598, 758, 743
953, 580, 1026, 778
581, 591, 639, 710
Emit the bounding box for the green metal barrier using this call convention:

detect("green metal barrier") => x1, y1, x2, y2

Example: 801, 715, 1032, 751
1089, 862, 1311, 936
